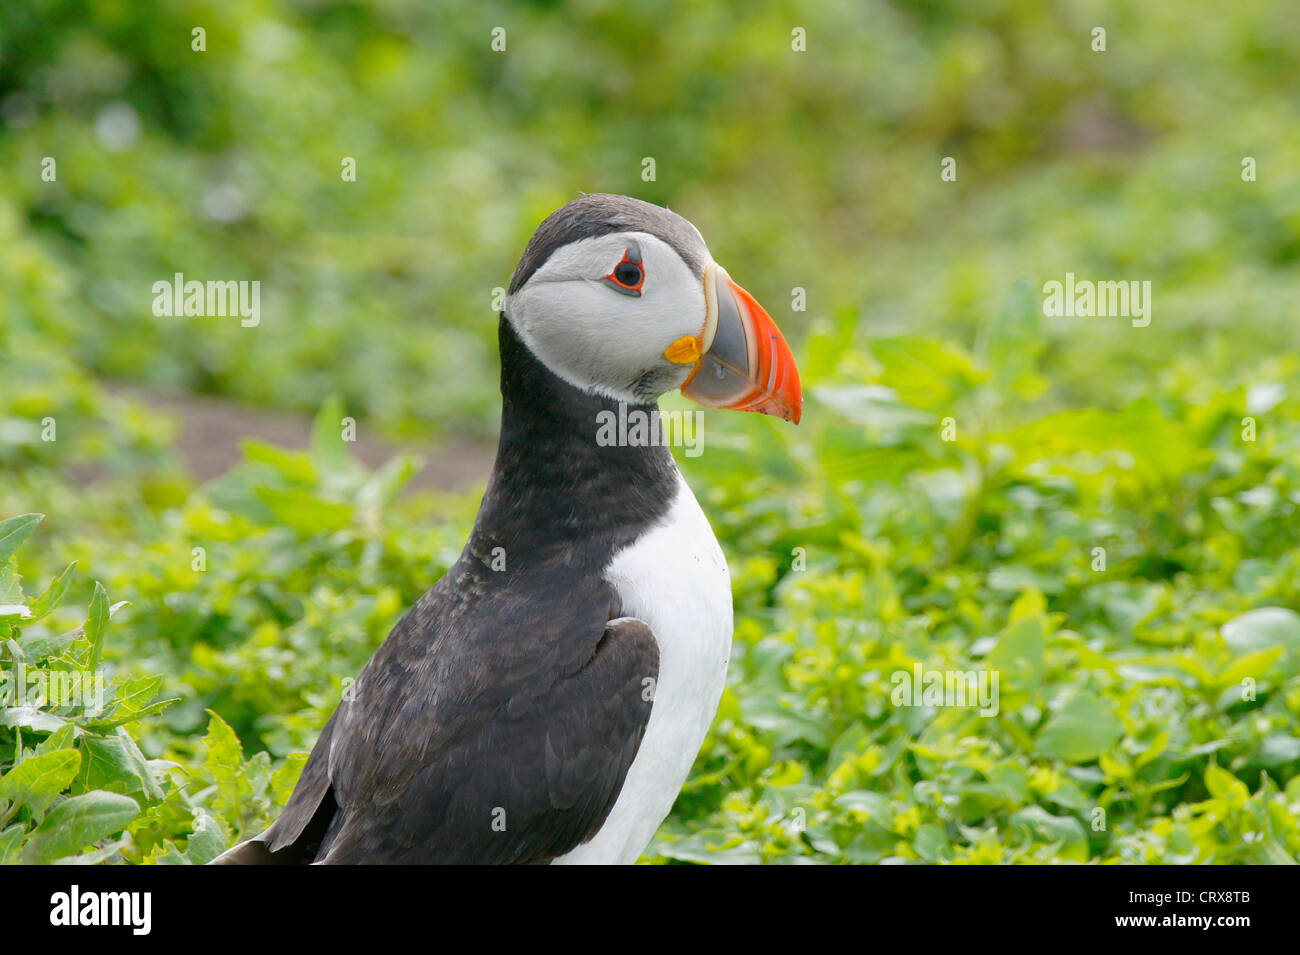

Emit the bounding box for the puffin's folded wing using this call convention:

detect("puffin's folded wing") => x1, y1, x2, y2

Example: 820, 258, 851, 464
313, 614, 658, 864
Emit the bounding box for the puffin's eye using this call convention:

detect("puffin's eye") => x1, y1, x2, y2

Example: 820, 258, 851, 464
603, 244, 645, 296
614, 261, 643, 287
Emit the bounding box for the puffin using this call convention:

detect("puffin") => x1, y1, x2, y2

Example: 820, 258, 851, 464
213, 193, 801, 864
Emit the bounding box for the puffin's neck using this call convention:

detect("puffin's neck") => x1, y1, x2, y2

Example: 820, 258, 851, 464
467, 316, 679, 572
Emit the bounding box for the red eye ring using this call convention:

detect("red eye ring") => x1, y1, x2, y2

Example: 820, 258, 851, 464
603, 244, 645, 296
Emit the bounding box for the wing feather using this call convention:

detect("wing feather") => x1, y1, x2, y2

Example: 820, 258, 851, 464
256, 557, 659, 865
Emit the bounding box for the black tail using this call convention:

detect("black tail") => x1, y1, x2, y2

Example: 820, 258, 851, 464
209, 838, 297, 864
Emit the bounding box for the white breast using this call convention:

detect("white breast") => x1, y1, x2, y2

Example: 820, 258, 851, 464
552, 471, 733, 864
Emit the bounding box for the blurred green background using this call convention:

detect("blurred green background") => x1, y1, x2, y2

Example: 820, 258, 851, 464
1, 0, 1298, 864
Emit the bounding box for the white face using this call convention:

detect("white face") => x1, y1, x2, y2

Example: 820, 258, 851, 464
503, 230, 711, 404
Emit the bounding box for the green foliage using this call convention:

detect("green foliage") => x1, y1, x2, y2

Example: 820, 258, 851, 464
646, 311, 1300, 864
9, 325, 1300, 864
0, 516, 302, 863
3, 1, 1298, 439
3, 0, 1299, 864
1, 516, 150, 862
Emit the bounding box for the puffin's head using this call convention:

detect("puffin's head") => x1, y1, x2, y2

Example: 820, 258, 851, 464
503, 194, 801, 423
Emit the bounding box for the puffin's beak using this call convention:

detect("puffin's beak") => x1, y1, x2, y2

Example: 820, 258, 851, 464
671, 263, 802, 424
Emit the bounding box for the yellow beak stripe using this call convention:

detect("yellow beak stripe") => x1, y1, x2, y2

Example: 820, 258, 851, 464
664, 335, 703, 365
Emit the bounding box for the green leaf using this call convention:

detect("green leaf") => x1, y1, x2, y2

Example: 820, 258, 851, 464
0, 557, 24, 604
812, 385, 936, 431
50, 836, 129, 865
239, 441, 318, 484
0, 514, 43, 564
1204, 763, 1249, 804
75, 729, 164, 803
977, 278, 1045, 395
742, 694, 834, 748
870, 337, 984, 412
87, 695, 179, 730
310, 395, 357, 481
0, 748, 81, 816
913, 823, 952, 862
834, 790, 892, 824
0, 824, 24, 864
84, 582, 109, 672
254, 487, 355, 536
148, 841, 190, 865
357, 453, 421, 513
985, 615, 1046, 694
1134, 730, 1170, 770
1221, 608, 1300, 655
1035, 691, 1124, 763
1217, 647, 1284, 687
1002, 400, 1203, 482
17, 626, 79, 661
86, 672, 177, 729
0, 707, 69, 733
21, 791, 139, 864
1008, 806, 1089, 861
29, 562, 76, 621
271, 752, 309, 805
1261, 841, 1298, 865
202, 710, 252, 827
1258, 734, 1300, 766
34, 725, 77, 756
89, 674, 162, 726
184, 810, 227, 864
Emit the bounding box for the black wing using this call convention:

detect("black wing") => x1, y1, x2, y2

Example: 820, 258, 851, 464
258, 557, 658, 864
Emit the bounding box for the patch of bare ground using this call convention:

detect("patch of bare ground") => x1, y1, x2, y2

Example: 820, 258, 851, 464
107, 384, 495, 493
